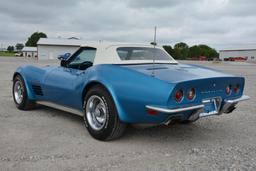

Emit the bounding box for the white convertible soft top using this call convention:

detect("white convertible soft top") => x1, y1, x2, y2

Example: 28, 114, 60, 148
80, 42, 178, 65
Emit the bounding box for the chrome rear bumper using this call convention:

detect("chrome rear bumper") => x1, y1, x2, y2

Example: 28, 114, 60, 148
146, 95, 250, 120
221, 95, 250, 114
145, 104, 204, 114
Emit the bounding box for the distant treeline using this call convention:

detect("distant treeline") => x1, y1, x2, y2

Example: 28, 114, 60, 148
5, 32, 48, 53
163, 42, 219, 60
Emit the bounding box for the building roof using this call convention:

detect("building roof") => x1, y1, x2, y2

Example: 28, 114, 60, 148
37, 38, 86, 46
22, 47, 37, 52
80, 42, 158, 49
219, 44, 256, 52
37, 38, 155, 48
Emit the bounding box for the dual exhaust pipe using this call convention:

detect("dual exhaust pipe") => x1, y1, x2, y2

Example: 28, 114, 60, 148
163, 103, 237, 126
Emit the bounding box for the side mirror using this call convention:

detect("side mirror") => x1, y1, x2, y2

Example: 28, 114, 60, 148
58, 53, 71, 67
58, 53, 71, 61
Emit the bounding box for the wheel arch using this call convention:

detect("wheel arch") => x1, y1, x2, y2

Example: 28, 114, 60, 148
82, 80, 127, 122
13, 72, 21, 81
82, 81, 105, 101
13, 71, 36, 101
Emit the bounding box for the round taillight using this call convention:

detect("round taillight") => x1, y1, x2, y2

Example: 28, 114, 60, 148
226, 85, 231, 95
187, 88, 195, 100
234, 84, 240, 94
175, 89, 183, 102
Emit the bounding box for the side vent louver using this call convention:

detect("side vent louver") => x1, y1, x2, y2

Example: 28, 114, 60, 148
32, 85, 43, 96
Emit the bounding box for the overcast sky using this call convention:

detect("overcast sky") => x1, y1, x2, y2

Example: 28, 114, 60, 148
1, 0, 256, 50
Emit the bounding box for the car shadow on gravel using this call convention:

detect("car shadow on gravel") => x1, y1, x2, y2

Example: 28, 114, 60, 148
34, 105, 229, 144
122, 121, 229, 144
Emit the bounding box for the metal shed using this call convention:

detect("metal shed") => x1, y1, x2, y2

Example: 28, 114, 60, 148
219, 45, 256, 61
37, 38, 86, 60
22, 47, 37, 58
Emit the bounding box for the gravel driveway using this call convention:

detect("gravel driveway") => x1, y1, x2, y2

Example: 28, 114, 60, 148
0, 57, 255, 171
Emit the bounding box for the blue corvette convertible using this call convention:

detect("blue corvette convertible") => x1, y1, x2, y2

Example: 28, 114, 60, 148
12, 43, 249, 140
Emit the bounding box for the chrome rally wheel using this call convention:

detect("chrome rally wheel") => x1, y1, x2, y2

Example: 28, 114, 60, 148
86, 95, 107, 131
13, 80, 24, 104
12, 75, 35, 110
83, 85, 127, 141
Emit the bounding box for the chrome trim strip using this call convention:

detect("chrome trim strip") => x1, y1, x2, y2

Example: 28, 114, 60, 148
199, 111, 219, 118
202, 99, 211, 103
221, 95, 250, 114
36, 101, 84, 116
146, 104, 204, 114
225, 95, 250, 103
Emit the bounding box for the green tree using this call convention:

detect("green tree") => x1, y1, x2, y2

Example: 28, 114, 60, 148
7, 46, 14, 52
25, 32, 47, 47
163, 45, 175, 57
189, 45, 201, 58
174, 42, 189, 59
15, 43, 24, 51
163, 42, 219, 60
198, 44, 219, 59
174, 42, 189, 49
208, 48, 219, 59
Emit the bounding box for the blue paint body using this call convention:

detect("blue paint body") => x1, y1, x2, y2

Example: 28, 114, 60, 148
14, 63, 245, 124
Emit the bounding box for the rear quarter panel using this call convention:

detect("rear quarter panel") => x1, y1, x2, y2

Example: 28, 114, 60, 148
86, 64, 175, 123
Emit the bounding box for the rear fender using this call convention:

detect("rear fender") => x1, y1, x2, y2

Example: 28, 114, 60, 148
86, 64, 175, 123
84, 78, 127, 122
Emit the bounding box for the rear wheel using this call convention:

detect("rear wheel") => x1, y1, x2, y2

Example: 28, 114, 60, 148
83, 85, 126, 141
12, 75, 35, 110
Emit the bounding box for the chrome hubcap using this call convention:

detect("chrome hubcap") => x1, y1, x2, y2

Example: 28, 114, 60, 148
14, 81, 24, 104
86, 95, 107, 131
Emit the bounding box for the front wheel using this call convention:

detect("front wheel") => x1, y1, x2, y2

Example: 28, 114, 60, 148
12, 75, 35, 110
83, 85, 126, 141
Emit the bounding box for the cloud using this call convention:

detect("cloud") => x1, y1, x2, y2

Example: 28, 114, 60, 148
0, 0, 256, 50
127, 0, 185, 9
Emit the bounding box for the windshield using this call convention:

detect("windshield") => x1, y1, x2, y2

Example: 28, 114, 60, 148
116, 47, 173, 61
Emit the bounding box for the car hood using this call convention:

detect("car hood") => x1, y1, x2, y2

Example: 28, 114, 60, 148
121, 63, 233, 83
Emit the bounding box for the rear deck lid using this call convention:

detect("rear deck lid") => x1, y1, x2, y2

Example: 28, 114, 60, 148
121, 63, 233, 83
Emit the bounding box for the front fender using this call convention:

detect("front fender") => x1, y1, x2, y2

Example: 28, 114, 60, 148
13, 65, 50, 101
13, 66, 36, 100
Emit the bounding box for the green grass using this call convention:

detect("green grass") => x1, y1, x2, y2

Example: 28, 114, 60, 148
0, 51, 16, 57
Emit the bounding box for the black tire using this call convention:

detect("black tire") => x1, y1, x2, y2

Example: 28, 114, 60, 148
83, 85, 126, 141
179, 117, 199, 124
179, 120, 194, 124
12, 75, 35, 110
